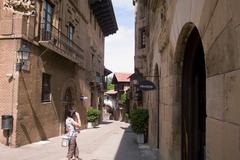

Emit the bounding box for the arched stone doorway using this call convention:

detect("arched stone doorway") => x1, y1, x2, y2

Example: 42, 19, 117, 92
181, 26, 206, 160
64, 87, 73, 107
63, 87, 74, 133
61, 79, 78, 134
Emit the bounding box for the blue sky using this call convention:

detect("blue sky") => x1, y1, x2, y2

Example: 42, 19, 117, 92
104, 0, 135, 74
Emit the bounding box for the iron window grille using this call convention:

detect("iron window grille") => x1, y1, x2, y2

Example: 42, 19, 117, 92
41, 73, 51, 102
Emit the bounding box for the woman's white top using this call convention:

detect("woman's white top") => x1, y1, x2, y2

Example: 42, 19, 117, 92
65, 117, 77, 137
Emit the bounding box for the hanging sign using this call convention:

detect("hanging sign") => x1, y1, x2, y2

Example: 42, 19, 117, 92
80, 96, 88, 101
138, 80, 156, 91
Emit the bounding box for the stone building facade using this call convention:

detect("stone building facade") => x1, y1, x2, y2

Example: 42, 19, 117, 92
134, 0, 240, 160
0, 0, 117, 146
112, 73, 131, 121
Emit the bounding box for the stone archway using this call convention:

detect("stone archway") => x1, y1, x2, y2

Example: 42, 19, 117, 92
175, 24, 206, 160
63, 87, 74, 133
173, 23, 206, 160
61, 79, 78, 133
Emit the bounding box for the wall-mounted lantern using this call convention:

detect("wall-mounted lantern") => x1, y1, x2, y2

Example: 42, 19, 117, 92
16, 44, 31, 71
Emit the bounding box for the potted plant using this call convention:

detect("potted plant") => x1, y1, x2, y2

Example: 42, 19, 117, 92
87, 107, 100, 128
130, 108, 149, 144
124, 113, 130, 123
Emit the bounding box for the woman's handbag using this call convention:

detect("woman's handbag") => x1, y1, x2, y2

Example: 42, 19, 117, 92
61, 134, 71, 147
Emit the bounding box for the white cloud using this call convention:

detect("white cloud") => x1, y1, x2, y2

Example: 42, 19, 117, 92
105, 26, 134, 73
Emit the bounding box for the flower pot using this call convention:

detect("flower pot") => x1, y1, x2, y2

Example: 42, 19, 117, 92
87, 122, 93, 128
137, 133, 144, 144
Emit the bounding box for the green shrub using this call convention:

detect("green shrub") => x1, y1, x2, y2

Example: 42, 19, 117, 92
124, 113, 130, 122
87, 107, 100, 122
125, 113, 129, 119
120, 93, 127, 104
130, 109, 149, 134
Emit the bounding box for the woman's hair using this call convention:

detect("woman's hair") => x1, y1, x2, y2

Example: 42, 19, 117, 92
67, 108, 76, 118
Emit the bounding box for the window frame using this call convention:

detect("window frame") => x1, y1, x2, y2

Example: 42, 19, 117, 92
41, 73, 52, 103
139, 5, 146, 19
42, 0, 54, 31
42, 0, 54, 41
139, 27, 146, 49
67, 23, 75, 47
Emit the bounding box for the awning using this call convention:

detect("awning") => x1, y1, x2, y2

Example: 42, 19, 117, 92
105, 90, 118, 95
104, 67, 112, 76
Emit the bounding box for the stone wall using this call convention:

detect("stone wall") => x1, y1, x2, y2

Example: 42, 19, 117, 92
14, 44, 89, 146
136, 0, 240, 159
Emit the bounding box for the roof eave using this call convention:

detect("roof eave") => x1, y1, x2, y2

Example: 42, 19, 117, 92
89, 0, 118, 36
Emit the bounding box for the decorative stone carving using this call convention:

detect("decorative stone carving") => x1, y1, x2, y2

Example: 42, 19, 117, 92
4, 0, 35, 15
158, 22, 169, 53
149, 0, 167, 34
159, 0, 167, 26
157, 0, 168, 53
149, 0, 160, 12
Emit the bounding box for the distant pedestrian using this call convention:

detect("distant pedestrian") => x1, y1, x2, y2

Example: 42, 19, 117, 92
65, 108, 81, 160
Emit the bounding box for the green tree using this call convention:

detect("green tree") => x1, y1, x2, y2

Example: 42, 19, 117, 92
106, 77, 114, 91
120, 93, 127, 104
107, 83, 114, 91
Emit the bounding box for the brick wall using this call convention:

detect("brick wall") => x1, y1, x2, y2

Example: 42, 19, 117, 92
0, 39, 20, 145
0, 0, 107, 147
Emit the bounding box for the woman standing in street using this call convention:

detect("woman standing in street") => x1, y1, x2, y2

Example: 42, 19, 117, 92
65, 108, 81, 160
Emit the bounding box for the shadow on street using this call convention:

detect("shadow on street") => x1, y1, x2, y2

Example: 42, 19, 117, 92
100, 121, 113, 125
114, 125, 140, 160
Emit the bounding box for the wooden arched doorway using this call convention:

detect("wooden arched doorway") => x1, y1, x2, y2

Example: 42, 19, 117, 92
181, 26, 206, 160
63, 87, 74, 133
64, 87, 73, 108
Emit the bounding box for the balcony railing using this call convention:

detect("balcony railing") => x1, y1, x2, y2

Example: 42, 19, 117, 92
39, 23, 84, 67
89, 71, 103, 83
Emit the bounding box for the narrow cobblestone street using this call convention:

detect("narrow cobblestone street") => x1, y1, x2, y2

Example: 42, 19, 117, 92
0, 121, 157, 160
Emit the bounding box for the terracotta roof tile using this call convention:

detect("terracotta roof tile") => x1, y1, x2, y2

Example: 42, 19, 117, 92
114, 73, 132, 82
